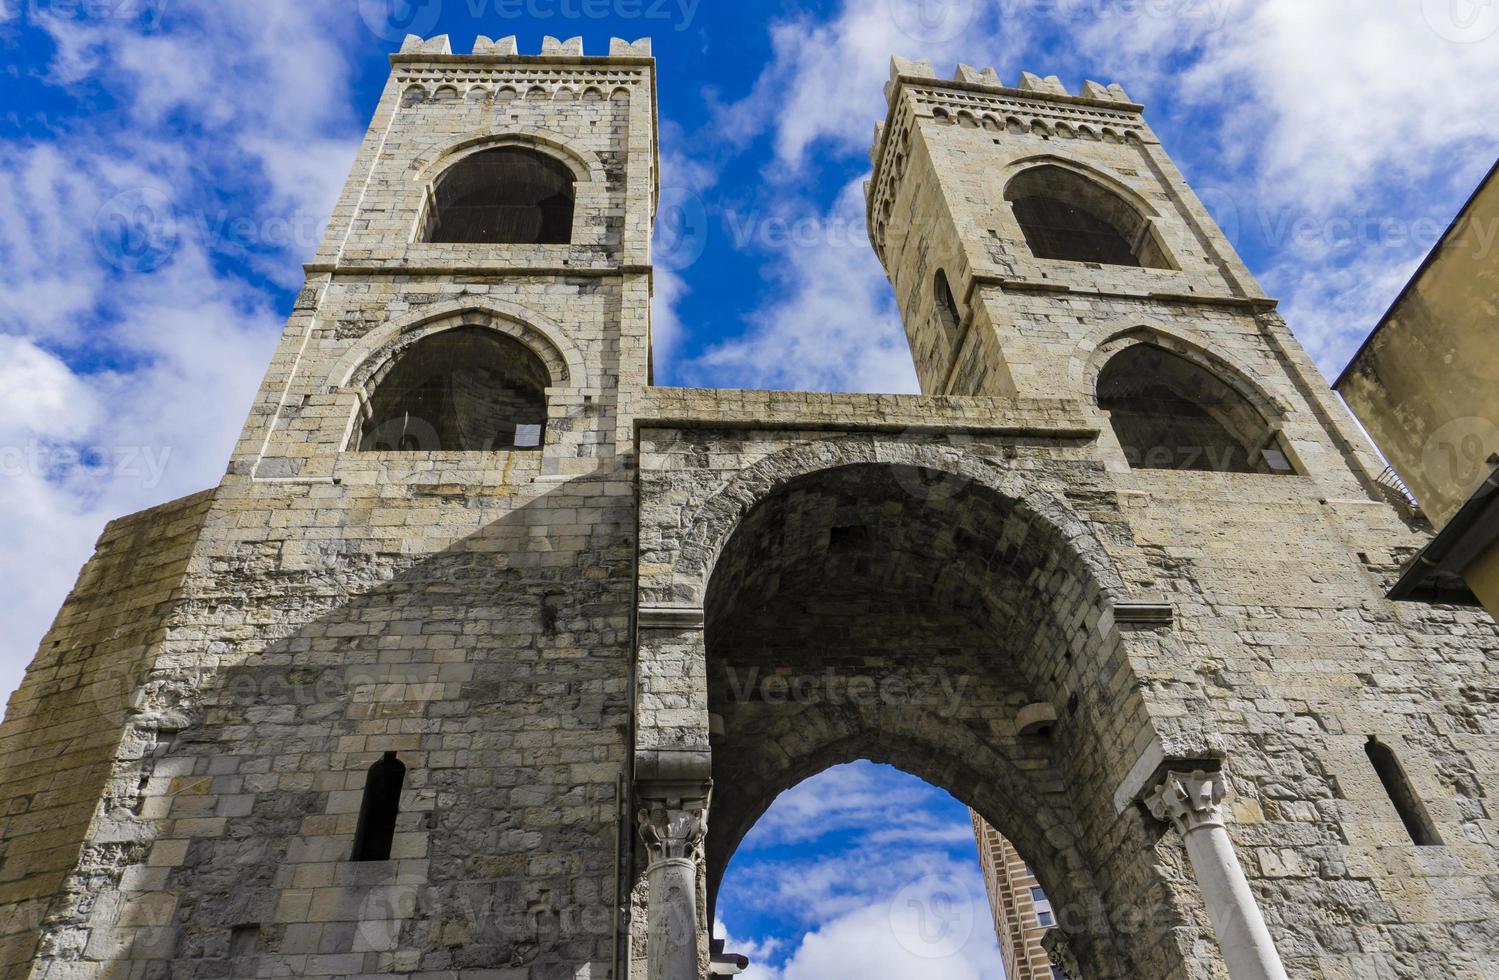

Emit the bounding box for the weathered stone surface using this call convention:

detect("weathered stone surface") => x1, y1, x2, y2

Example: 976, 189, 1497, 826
0, 41, 1493, 980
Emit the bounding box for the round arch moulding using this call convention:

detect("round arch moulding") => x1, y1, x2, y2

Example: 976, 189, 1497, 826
329, 300, 587, 395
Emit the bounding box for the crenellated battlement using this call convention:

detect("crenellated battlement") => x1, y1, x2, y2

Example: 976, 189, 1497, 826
884, 55, 1133, 107
866, 56, 1149, 255
396, 33, 653, 59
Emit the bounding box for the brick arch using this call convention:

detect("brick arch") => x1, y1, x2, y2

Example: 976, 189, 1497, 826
1001, 153, 1164, 216
1071, 321, 1292, 426
695, 459, 1150, 978
330, 299, 585, 394
409, 128, 604, 185
655, 436, 1131, 609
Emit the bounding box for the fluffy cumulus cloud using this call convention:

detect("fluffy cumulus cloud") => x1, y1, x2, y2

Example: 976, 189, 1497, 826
717, 763, 1005, 977
680, 176, 919, 394
0, 1, 362, 698
671, 0, 1499, 391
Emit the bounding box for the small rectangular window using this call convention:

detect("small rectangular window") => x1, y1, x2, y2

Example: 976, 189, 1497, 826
1036, 909, 1055, 927
1029, 885, 1047, 904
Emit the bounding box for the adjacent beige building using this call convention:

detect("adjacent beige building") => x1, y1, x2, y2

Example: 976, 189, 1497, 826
972, 815, 1061, 980
1336, 160, 1499, 615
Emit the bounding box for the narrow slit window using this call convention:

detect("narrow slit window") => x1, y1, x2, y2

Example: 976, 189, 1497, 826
352, 751, 407, 862
933, 269, 962, 348
1365, 737, 1441, 846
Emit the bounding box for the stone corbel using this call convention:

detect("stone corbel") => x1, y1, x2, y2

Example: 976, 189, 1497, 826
1144, 768, 1289, 980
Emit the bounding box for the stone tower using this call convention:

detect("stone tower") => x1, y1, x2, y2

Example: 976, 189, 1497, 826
0, 33, 657, 980
0, 40, 1496, 980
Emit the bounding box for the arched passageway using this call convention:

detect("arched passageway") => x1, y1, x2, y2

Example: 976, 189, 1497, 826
699, 462, 1153, 978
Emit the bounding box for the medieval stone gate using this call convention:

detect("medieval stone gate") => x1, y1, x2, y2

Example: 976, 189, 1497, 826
0, 35, 1494, 980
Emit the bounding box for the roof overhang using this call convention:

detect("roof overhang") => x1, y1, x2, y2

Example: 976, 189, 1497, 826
1389, 458, 1499, 606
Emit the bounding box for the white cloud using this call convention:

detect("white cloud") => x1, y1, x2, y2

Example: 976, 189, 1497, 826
682, 177, 919, 393
739, 762, 968, 850
675, 0, 1499, 392
727, 884, 1002, 980
0, 1, 359, 701
711, 0, 1024, 171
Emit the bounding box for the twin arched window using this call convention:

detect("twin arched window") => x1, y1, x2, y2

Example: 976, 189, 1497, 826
1098, 343, 1291, 474
357, 327, 550, 452
423, 147, 576, 245
1006, 165, 1170, 269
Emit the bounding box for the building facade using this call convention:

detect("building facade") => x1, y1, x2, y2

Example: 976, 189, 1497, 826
1335, 160, 1499, 616
0, 37, 1496, 980
972, 815, 1059, 980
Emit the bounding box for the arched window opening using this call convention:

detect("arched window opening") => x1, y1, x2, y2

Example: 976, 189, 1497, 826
1365, 738, 1441, 846
1098, 343, 1290, 474
934, 269, 962, 348
423, 147, 575, 244
358, 327, 550, 452
351, 751, 406, 862
715, 763, 1006, 976
1005, 164, 1170, 268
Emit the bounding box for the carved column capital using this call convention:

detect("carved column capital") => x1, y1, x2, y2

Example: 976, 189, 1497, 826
637, 798, 709, 866
1145, 769, 1228, 836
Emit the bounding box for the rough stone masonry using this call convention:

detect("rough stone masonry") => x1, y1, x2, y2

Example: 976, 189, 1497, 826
0, 34, 1495, 980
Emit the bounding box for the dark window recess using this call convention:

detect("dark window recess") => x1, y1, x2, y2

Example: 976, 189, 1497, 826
358, 327, 550, 452
1004, 164, 1171, 269
933, 269, 962, 347
352, 751, 407, 862
229, 925, 259, 960
424, 147, 575, 244
1011, 194, 1140, 266
1365, 738, 1442, 846
1098, 344, 1289, 475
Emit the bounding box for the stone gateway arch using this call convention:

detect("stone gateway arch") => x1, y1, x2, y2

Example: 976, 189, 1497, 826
0, 35, 1494, 980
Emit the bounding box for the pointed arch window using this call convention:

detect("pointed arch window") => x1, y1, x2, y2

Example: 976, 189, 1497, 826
1098, 343, 1292, 474
1005, 165, 1171, 268
424, 147, 575, 244
357, 327, 550, 452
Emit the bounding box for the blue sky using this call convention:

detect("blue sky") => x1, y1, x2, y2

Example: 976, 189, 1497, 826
1, 0, 1497, 975
717, 762, 1004, 978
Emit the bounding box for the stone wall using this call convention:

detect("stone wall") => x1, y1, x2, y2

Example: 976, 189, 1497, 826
0, 490, 214, 976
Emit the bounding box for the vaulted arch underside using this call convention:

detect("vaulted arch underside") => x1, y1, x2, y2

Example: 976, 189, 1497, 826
698, 462, 1178, 979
